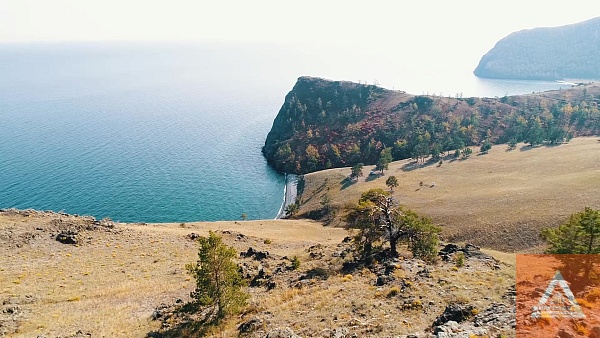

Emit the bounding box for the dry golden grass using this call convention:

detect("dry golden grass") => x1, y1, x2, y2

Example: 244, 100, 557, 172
200, 246, 517, 338
0, 209, 517, 337
2, 138, 592, 336
0, 212, 346, 337
299, 137, 600, 252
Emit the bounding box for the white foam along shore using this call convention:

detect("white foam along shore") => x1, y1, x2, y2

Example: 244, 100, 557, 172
275, 173, 298, 219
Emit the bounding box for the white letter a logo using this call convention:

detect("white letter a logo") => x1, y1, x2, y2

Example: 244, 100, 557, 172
531, 270, 586, 319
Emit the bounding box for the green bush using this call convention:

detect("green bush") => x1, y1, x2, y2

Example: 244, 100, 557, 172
291, 256, 301, 270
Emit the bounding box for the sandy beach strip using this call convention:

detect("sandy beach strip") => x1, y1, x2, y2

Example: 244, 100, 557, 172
275, 173, 298, 219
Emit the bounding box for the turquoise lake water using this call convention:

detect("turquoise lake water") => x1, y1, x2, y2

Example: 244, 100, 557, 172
0, 42, 571, 222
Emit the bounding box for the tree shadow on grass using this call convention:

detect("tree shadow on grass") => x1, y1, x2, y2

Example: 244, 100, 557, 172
401, 161, 421, 172
340, 177, 357, 190
401, 159, 440, 172
543, 142, 564, 148
519, 144, 536, 152
365, 173, 381, 182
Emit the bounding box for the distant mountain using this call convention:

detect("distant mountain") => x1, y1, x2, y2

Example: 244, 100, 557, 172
474, 17, 600, 80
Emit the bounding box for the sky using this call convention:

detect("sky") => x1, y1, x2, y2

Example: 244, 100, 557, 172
1, 0, 598, 59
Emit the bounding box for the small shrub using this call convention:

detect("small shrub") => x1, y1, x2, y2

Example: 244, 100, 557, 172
576, 298, 592, 308
263, 239, 272, 245
291, 256, 301, 270
386, 286, 401, 298
471, 307, 480, 316
573, 321, 588, 335
586, 288, 600, 302
455, 252, 465, 267
341, 274, 353, 282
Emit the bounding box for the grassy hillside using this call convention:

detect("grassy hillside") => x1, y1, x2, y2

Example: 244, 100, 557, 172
0, 210, 517, 337
295, 137, 600, 252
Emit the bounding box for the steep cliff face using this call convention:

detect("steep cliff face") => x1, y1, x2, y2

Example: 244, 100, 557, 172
474, 17, 600, 80
263, 77, 600, 174
262, 76, 389, 173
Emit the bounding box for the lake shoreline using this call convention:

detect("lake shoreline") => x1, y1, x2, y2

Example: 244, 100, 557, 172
275, 173, 298, 219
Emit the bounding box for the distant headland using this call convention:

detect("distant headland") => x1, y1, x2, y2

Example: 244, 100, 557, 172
262, 76, 600, 175
474, 16, 600, 80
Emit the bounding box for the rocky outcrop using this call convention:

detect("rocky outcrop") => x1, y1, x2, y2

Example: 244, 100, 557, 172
238, 317, 264, 334
241, 247, 270, 261
430, 302, 515, 338
438, 243, 501, 269
56, 230, 79, 245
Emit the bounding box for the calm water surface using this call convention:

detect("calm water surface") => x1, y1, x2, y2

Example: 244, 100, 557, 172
0, 42, 570, 222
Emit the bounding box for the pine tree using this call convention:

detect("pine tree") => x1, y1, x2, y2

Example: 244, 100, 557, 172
386, 176, 399, 192
345, 189, 440, 261
542, 208, 600, 254
186, 231, 248, 323
376, 147, 393, 174
350, 163, 364, 181
480, 139, 492, 154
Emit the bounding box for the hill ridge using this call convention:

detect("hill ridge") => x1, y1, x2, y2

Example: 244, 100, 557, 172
474, 16, 600, 80
263, 76, 600, 174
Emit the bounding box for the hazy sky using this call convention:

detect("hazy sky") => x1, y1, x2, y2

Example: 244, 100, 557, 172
1, 0, 598, 57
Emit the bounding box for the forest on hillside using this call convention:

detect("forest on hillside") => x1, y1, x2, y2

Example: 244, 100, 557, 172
262, 77, 600, 174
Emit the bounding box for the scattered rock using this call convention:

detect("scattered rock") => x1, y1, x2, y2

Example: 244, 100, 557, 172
438, 243, 498, 265
151, 303, 171, 321
264, 327, 301, 338
472, 303, 515, 329
64, 330, 92, 338
55, 230, 78, 245
321, 327, 354, 338
97, 218, 115, 229
376, 274, 394, 286
250, 267, 276, 290
300, 267, 330, 281
241, 247, 270, 261
266, 280, 277, 290
341, 261, 361, 274
187, 233, 200, 240
417, 267, 431, 278
433, 303, 475, 327
292, 279, 312, 289
306, 244, 325, 259
238, 317, 264, 334
502, 285, 516, 304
